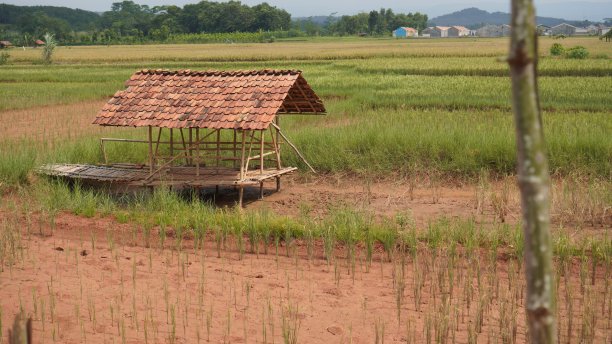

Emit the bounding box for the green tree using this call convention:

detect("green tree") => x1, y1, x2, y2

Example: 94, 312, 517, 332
100, 1, 154, 37
41, 32, 57, 64
16, 12, 71, 40
252, 2, 291, 31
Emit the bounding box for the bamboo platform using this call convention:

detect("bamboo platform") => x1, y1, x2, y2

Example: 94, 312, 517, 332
37, 163, 296, 187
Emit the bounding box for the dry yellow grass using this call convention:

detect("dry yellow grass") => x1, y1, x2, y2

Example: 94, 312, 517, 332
7, 37, 609, 63
0, 100, 111, 144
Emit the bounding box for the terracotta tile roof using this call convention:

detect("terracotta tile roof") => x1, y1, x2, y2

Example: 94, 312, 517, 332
94, 69, 326, 130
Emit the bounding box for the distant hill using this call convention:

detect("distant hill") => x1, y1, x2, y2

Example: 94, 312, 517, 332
429, 7, 571, 28
0, 3, 100, 31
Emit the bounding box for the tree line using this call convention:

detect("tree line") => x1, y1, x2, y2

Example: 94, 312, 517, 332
0, 1, 428, 45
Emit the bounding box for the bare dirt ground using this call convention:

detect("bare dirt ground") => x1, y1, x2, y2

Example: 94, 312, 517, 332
1, 209, 610, 343
248, 176, 514, 225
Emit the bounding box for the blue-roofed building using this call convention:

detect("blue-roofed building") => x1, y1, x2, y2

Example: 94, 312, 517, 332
393, 27, 418, 38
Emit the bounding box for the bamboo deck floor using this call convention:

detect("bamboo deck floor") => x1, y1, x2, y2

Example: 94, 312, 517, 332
38, 164, 296, 187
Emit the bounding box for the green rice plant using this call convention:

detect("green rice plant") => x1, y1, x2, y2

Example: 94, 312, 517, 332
374, 318, 385, 344
206, 304, 213, 342
393, 252, 406, 324
0, 145, 36, 187
412, 255, 424, 312
0, 51, 9, 65
375, 220, 398, 262
235, 224, 245, 260
566, 46, 589, 59
550, 43, 565, 56
245, 212, 260, 255
322, 225, 336, 265
364, 227, 375, 270
296, 225, 310, 262
281, 303, 301, 344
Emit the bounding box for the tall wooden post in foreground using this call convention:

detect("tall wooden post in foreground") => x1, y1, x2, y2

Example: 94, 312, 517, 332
508, 0, 557, 342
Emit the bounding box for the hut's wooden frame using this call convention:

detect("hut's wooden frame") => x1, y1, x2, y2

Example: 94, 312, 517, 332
98, 117, 312, 206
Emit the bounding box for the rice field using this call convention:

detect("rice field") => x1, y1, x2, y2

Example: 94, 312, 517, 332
1, 37, 610, 178
0, 36, 611, 343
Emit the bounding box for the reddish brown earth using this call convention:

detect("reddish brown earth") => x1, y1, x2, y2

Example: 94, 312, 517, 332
1, 209, 609, 343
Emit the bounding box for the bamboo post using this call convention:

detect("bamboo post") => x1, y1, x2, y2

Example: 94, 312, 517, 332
154, 128, 162, 158
233, 130, 237, 169
244, 131, 257, 177
148, 126, 153, 173
169, 128, 174, 168
238, 186, 244, 208
189, 128, 193, 165
179, 129, 189, 163
240, 130, 247, 180
271, 123, 316, 173
143, 129, 218, 182
100, 139, 108, 165
271, 124, 282, 191
196, 128, 200, 176
216, 129, 221, 173
260, 130, 265, 175
508, 0, 557, 342
259, 130, 265, 199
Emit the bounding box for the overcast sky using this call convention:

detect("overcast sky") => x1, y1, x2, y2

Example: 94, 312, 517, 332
3, 0, 611, 21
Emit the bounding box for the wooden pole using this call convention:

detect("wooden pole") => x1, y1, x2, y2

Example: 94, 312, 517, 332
271, 123, 316, 173
179, 129, 189, 163
233, 130, 237, 169
169, 128, 174, 168
189, 128, 193, 165
260, 130, 265, 175
508, 0, 557, 342
238, 186, 244, 208
270, 125, 282, 191
148, 126, 153, 173
240, 130, 247, 180
196, 128, 200, 176
100, 139, 108, 165
259, 130, 265, 199
154, 128, 162, 158
216, 129, 221, 173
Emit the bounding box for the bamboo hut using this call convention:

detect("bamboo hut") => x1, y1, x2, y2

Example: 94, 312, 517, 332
40, 69, 326, 206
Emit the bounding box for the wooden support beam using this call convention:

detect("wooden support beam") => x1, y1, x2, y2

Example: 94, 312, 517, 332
216, 129, 221, 173
233, 130, 237, 169
179, 129, 189, 163
259, 182, 264, 200
169, 128, 174, 167
260, 130, 265, 175
244, 130, 256, 178
271, 123, 316, 173
240, 130, 247, 180
188, 128, 193, 165
100, 138, 108, 165
196, 128, 200, 176
148, 126, 153, 173
238, 186, 244, 208
144, 129, 225, 181
153, 128, 162, 161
